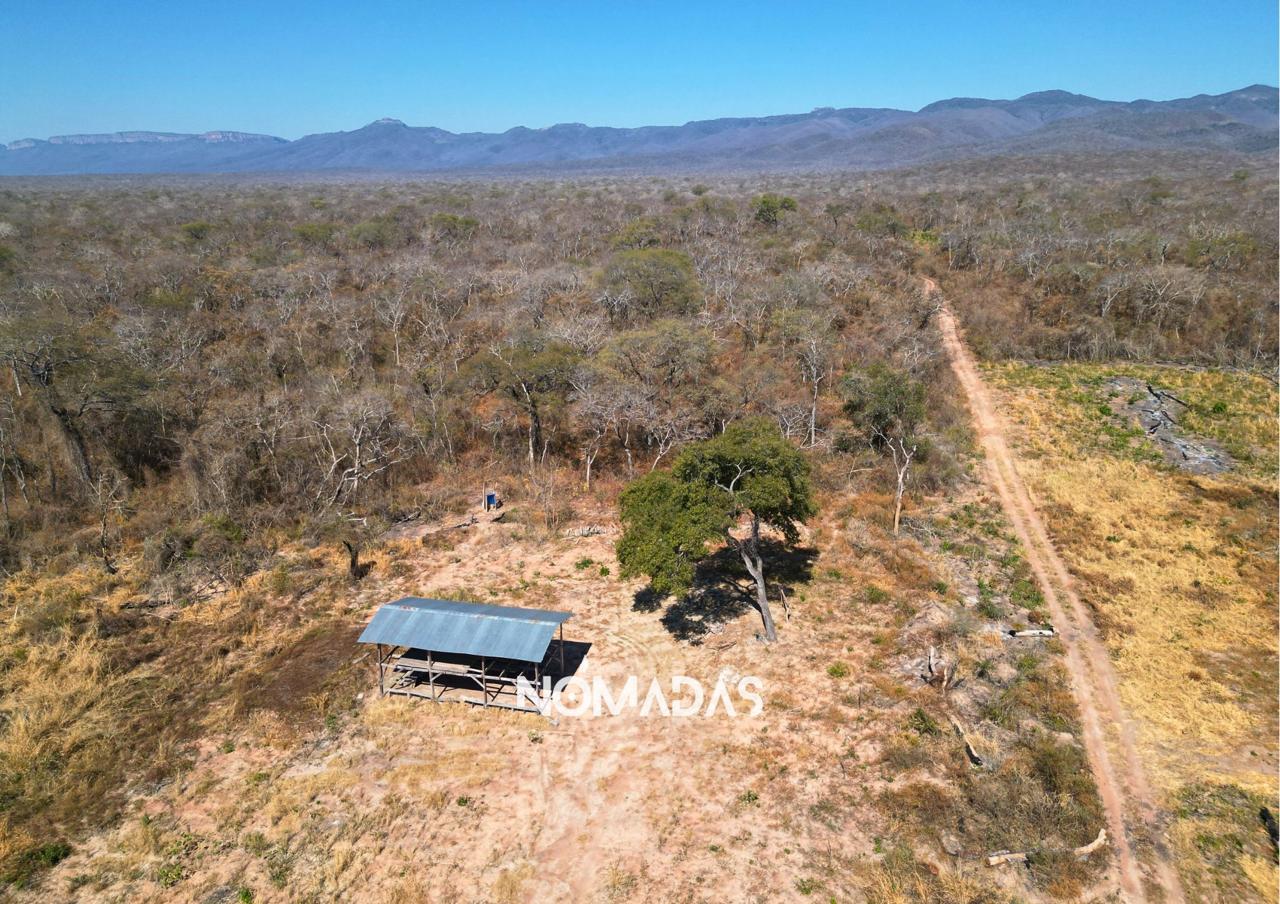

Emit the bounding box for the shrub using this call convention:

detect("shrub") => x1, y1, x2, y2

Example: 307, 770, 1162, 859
155, 862, 184, 888
293, 222, 337, 247
907, 707, 941, 736
349, 217, 402, 250
0, 842, 71, 888
752, 193, 797, 227
429, 212, 479, 242
179, 221, 213, 243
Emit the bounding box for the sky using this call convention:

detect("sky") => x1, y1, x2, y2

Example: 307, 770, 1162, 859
2, 0, 1277, 143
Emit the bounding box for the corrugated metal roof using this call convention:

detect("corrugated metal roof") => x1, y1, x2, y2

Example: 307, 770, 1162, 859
357, 597, 572, 662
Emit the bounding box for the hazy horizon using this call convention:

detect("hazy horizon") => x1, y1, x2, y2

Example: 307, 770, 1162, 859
7, 82, 1279, 146
4, 0, 1277, 145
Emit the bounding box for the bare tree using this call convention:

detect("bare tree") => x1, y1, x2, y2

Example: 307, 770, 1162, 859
876, 429, 917, 538
90, 472, 128, 574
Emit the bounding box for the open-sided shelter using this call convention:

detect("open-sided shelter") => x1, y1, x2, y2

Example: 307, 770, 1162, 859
358, 597, 572, 711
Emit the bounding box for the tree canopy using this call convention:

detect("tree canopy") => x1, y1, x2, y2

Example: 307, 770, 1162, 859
752, 193, 797, 228
617, 417, 814, 640
840, 363, 926, 445
601, 248, 701, 321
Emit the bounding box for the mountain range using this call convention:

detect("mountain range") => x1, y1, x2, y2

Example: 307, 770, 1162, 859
2, 85, 1275, 176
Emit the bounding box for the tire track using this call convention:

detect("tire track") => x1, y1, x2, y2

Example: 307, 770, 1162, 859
927, 278, 1184, 903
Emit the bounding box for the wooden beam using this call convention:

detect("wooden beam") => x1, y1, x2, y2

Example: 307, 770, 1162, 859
559, 624, 565, 673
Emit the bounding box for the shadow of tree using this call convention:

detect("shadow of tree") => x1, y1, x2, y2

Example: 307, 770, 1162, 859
631, 586, 666, 613
650, 540, 817, 643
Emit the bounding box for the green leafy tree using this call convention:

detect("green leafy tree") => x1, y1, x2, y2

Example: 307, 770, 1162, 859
429, 212, 479, 243
617, 418, 814, 641
823, 201, 851, 231
179, 221, 213, 244
752, 194, 797, 228
293, 222, 338, 249
349, 217, 399, 250
601, 248, 700, 321
610, 217, 664, 250
839, 364, 926, 447
840, 364, 926, 536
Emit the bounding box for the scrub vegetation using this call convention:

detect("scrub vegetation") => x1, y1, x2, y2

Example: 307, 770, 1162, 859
0, 149, 1272, 900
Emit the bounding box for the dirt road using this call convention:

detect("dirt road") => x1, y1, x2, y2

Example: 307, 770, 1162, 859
927, 278, 1185, 903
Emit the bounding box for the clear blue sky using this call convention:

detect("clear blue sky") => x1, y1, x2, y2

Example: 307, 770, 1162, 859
3, 0, 1276, 143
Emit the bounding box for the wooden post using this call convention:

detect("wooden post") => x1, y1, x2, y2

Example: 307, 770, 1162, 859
427, 650, 436, 703
481, 656, 488, 708
377, 644, 385, 696
558, 624, 565, 674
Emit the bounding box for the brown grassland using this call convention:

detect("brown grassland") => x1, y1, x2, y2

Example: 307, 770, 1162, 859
984, 361, 1279, 902
1, 465, 1117, 903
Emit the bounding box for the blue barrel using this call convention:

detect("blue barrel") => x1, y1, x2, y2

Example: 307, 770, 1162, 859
485, 492, 498, 509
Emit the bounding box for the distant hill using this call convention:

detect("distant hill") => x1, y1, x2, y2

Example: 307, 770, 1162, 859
2, 85, 1274, 175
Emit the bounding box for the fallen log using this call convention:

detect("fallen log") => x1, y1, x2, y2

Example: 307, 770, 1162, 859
1073, 828, 1107, 859
121, 598, 169, 610
948, 714, 986, 768
1009, 627, 1055, 638
1147, 383, 1189, 409
422, 513, 484, 539
988, 829, 1108, 868
986, 850, 1028, 866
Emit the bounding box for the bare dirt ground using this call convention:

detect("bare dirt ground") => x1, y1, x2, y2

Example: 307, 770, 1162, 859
928, 277, 1186, 904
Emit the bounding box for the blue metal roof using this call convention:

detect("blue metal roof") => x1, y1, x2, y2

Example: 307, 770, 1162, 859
357, 597, 572, 662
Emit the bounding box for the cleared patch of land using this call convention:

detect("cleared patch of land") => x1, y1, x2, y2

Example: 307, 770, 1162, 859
9, 477, 1113, 903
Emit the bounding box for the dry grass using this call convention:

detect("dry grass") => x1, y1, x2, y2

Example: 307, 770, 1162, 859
0, 474, 1112, 902
986, 361, 1278, 898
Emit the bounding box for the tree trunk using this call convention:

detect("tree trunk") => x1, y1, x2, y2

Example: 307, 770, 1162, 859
342, 540, 371, 582
527, 405, 542, 466
46, 401, 93, 488
808, 382, 819, 447
886, 436, 916, 539
516, 382, 542, 467
98, 513, 117, 574
738, 515, 778, 642
0, 454, 9, 537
